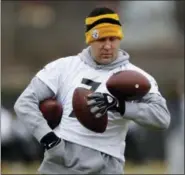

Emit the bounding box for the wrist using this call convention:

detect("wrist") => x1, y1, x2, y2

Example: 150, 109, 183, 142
40, 132, 61, 150
117, 99, 126, 115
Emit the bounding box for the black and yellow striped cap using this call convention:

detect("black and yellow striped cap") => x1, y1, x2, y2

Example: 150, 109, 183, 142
85, 13, 124, 44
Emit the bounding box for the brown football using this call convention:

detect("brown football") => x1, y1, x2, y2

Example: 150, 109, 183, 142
106, 70, 151, 101
39, 98, 63, 129
72, 87, 108, 133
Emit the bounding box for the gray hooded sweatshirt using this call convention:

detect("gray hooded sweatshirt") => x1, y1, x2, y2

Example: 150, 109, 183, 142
14, 47, 171, 143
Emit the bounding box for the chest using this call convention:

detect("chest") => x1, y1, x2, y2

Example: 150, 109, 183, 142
62, 66, 122, 100
56, 63, 129, 125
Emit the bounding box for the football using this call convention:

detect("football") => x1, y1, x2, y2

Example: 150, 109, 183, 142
106, 70, 151, 101
39, 98, 63, 129
72, 87, 108, 133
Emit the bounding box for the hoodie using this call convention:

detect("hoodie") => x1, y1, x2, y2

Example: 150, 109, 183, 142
78, 46, 130, 70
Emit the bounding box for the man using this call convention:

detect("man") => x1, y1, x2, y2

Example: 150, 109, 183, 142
14, 7, 171, 174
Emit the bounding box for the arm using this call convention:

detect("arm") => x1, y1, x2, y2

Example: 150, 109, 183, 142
87, 92, 171, 130
14, 77, 56, 142
87, 71, 171, 130
14, 57, 68, 150
123, 93, 171, 130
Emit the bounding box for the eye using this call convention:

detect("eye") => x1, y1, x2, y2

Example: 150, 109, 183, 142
109, 37, 117, 41
98, 38, 106, 42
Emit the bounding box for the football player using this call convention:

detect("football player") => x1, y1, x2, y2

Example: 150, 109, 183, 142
14, 7, 171, 174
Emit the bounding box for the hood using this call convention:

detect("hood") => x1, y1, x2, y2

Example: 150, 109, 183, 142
78, 46, 130, 70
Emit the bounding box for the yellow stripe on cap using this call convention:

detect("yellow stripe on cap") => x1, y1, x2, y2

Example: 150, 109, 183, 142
85, 23, 124, 44
85, 14, 120, 25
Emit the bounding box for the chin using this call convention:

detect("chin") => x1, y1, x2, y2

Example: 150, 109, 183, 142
99, 58, 113, 65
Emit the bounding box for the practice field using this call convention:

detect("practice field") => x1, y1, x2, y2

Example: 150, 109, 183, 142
1, 160, 167, 174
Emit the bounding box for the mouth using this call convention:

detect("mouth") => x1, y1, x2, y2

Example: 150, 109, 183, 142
101, 53, 112, 57
101, 55, 112, 59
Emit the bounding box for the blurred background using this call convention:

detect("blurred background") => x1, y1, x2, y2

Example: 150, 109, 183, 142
1, 0, 184, 174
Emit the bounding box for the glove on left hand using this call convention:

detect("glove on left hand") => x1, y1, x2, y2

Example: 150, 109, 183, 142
87, 92, 125, 118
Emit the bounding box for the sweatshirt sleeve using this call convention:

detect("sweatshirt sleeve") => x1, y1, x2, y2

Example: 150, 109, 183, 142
123, 93, 171, 130
14, 76, 55, 142
120, 68, 171, 130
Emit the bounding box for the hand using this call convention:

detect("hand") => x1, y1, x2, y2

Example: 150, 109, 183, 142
40, 132, 61, 150
87, 92, 125, 118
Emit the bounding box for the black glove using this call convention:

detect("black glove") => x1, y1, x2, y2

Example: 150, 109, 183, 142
87, 92, 125, 118
40, 132, 61, 150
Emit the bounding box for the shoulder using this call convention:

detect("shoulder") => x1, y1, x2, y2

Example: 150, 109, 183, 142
45, 55, 80, 69
126, 63, 156, 82
126, 63, 159, 94
37, 55, 81, 78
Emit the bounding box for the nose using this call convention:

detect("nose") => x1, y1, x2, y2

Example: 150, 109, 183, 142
103, 39, 112, 50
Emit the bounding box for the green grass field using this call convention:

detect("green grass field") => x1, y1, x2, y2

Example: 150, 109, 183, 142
1, 160, 167, 174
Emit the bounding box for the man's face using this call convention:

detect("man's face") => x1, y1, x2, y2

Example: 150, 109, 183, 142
90, 37, 121, 65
